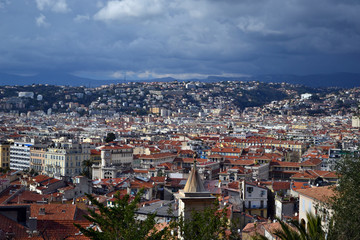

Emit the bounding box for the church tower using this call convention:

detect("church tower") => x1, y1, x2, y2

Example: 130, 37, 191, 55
175, 161, 216, 220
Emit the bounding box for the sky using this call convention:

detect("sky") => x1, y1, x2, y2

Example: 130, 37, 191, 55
0, 0, 360, 80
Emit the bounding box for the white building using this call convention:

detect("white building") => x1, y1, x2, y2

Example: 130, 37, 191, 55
301, 93, 312, 100
92, 145, 134, 179
10, 140, 36, 170
18, 91, 34, 98
240, 181, 268, 218
352, 116, 360, 128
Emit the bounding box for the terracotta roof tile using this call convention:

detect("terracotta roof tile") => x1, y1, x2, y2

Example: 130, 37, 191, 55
30, 204, 77, 220
297, 186, 335, 202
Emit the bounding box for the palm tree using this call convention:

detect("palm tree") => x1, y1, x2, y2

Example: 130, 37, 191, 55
252, 212, 325, 240
82, 159, 93, 179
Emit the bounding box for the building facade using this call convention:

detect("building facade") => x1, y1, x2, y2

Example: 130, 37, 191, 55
0, 142, 11, 168
240, 181, 268, 218
92, 144, 134, 179
10, 140, 35, 171
30, 145, 47, 174
43, 141, 90, 177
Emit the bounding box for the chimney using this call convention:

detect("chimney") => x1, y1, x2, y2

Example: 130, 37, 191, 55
28, 217, 37, 232
39, 207, 45, 215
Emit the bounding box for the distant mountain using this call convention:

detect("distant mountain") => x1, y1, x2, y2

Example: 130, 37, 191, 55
0, 72, 123, 87
0, 72, 360, 88
249, 73, 360, 88
204, 73, 360, 88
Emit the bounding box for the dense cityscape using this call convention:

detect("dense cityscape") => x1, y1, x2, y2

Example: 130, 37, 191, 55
2, 0, 360, 239
0, 80, 359, 239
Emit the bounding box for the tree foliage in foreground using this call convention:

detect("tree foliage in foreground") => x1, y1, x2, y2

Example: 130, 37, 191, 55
252, 212, 325, 240
75, 190, 238, 240
328, 154, 360, 240
74, 190, 165, 240
175, 203, 236, 240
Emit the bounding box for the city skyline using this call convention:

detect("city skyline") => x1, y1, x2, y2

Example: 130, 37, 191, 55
1, 0, 360, 81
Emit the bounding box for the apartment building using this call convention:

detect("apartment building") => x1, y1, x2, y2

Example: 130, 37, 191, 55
10, 139, 36, 171
240, 181, 268, 218
0, 141, 11, 168
30, 144, 48, 173
43, 141, 90, 177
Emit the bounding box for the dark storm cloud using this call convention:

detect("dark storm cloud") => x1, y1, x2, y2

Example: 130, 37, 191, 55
0, 0, 359, 79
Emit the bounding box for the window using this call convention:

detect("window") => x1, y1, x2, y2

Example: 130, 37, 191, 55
247, 187, 253, 193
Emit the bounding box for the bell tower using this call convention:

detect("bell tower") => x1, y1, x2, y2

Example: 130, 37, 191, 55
175, 160, 216, 220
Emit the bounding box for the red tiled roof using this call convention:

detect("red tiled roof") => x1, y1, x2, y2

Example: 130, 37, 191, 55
8, 190, 43, 204
272, 181, 291, 191
224, 159, 255, 166
36, 220, 91, 240
0, 213, 28, 238
291, 170, 338, 180
270, 160, 300, 167
130, 179, 153, 189
150, 176, 166, 183
181, 158, 207, 163
30, 204, 77, 220
90, 149, 101, 155
138, 152, 177, 159
300, 158, 322, 166
297, 186, 335, 202
291, 181, 311, 191
211, 147, 242, 153
100, 144, 133, 150
32, 175, 52, 183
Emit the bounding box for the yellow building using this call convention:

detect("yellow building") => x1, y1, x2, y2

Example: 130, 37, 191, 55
0, 142, 11, 169
150, 107, 160, 114
30, 146, 47, 173
44, 141, 90, 177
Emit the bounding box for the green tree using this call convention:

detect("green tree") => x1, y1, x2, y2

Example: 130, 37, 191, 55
75, 192, 238, 240
105, 132, 116, 143
175, 203, 237, 240
328, 154, 360, 240
74, 189, 166, 240
252, 212, 325, 240
81, 159, 93, 179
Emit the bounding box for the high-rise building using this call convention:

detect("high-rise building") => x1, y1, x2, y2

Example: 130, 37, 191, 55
10, 139, 36, 171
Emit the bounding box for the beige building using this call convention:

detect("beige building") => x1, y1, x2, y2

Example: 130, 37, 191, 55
44, 141, 90, 177
138, 152, 177, 169
30, 144, 47, 173
0, 141, 10, 168
352, 116, 360, 128
297, 186, 334, 230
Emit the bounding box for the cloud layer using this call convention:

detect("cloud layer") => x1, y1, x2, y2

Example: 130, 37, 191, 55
0, 0, 360, 79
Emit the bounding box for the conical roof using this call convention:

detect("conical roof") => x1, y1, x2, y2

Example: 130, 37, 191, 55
183, 161, 207, 193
